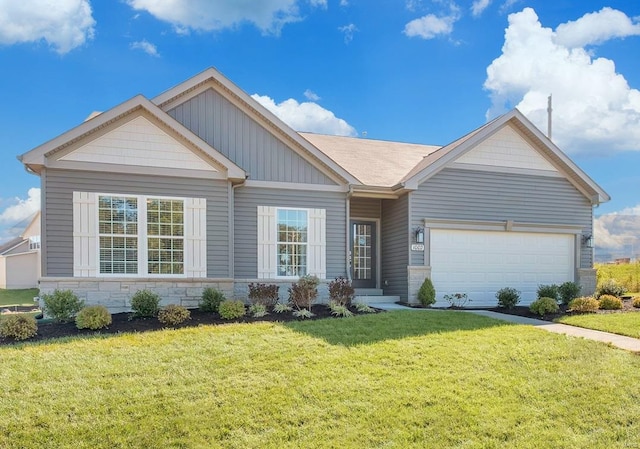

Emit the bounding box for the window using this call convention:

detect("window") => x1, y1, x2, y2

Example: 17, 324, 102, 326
28, 235, 41, 250
72, 192, 206, 278
276, 209, 308, 277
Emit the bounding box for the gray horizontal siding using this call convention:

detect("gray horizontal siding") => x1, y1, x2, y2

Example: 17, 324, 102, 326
234, 187, 347, 279
350, 198, 381, 219
381, 194, 409, 300
410, 168, 593, 268
43, 169, 230, 278
168, 89, 336, 185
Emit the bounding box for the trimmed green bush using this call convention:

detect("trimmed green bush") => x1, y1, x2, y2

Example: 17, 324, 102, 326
495, 287, 520, 309
158, 304, 191, 326
599, 295, 623, 310
218, 300, 246, 319
199, 287, 225, 313
130, 289, 161, 318
595, 279, 625, 299
0, 315, 37, 341
633, 297, 640, 308
248, 303, 268, 318
42, 289, 85, 323
558, 281, 581, 305
328, 277, 355, 307
530, 297, 559, 317
537, 284, 559, 301
568, 297, 599, 313
76, 305, 112, 330
417, 278, 436, 307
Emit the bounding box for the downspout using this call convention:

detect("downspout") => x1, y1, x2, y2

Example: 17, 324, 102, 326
346, 186, 353, 281
229, 177, 247, 280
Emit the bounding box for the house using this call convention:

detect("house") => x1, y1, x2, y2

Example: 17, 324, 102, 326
0, 212, 41, 289
19, 68, 609, 311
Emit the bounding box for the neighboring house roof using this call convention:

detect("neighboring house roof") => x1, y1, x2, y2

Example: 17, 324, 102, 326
152, 67, 360, 186
19, 95, 246, 182
0, 237, 24, 256
299, 133, 440, 187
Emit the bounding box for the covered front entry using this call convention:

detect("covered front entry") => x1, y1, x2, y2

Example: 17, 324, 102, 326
350, 220, 377, 289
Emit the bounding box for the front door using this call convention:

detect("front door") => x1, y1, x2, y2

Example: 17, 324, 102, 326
350, 220, 377, 289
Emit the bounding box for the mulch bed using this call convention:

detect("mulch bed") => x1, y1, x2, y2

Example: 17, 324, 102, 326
0, 305, 381, 346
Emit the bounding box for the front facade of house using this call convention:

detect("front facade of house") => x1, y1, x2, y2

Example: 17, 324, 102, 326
20, 68, 609, 311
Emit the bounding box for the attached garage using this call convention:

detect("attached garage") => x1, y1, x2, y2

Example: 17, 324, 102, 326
429, 228, 576, 307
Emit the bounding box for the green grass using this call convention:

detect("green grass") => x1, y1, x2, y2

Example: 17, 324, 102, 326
2, 311, 640, 448
556, 312, 640, 339
597, 262, 640, 293
0, 288, 39, 307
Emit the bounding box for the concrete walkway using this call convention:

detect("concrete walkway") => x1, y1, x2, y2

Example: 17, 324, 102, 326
374, 303, 640, 352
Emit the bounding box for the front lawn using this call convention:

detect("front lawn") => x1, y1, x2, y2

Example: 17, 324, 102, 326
2, 311, 640, 448
0, 288, 39, 307
556, 312, 640, 339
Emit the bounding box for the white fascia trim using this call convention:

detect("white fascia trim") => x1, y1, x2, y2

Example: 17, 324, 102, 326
244, 180, 348, 192
47, 160, 228, 180
423, 218, 583, 235
448, 162, 563, 178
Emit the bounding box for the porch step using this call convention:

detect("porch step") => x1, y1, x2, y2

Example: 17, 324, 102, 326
354, 295, 401, 305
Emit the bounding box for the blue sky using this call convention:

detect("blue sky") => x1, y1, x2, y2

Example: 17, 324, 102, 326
0, 0, 639, 257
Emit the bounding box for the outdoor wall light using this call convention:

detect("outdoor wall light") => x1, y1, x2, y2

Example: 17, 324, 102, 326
582, 234, 593, 248
415, 227, 425, 244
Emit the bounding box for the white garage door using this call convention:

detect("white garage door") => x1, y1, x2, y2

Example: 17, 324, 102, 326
430, 229, 575, 307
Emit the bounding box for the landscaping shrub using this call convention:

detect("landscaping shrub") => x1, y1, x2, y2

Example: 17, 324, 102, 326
0, 315, 37, 341
417, 277, 436, 307
595, 279, 625, 299
568, 297, 599, 313
537, 284, 559, 302
288, 275, 319, 311
75, 305, 112, 330
292, 308, 314, 319
530, 297, 559, 317
354, 301, 376, 313
598, 295, 623, 310
443, 293, 470, 308
495, 287, 520, 309
633, 297, 640, 309
158, 304, 191, 326
248, 303, 268, 318
247, 283, 279, 307
218, 300, 246, 319
42, 289, 85, 323
273, 303, 293, 313
199, 287, 225, 313
558, 281, 581, 305
328, 277, 355, 307
130, 289, 161, 318
328, 301, 354, 317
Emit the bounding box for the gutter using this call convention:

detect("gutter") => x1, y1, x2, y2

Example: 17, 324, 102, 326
346, 186, 353, 281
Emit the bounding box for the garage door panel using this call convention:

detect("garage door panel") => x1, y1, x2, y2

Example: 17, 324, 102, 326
431, 229, 574, 307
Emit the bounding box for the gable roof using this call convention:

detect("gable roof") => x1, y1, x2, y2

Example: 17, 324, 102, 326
299, 133, 439, 187
152, 67, 360, 185
19, 95, 246, 182
401, 109, 609, 204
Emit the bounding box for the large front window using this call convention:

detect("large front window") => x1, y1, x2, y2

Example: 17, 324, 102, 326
98, 195, 184, 276
277, 209, 308, 277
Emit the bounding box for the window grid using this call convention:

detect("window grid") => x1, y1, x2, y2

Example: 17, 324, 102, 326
353, 224, 372, 280
147, 199, 184, 275
98, 196, 138, 274
276, 209, 308, 277
29, 235, 41, 250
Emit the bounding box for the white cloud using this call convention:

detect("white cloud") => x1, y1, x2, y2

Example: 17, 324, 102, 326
594, 211, 640, 262
0, 0, 95, 54
338, 23, 358, 43
304, 89, 321, 101
251, 94, 356, 136
0, 188, 40, 224
471, 0, 491, 17
555, 7, 640, 48
484, 7, 640, 154
130, 39, 159, 57
340, 0, 349, 6
404, 4, 460, 40
126, 0, 325, 35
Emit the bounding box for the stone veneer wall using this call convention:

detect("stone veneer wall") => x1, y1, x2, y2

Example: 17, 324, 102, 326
39, 278, 234, 314
407, 265, 431, 304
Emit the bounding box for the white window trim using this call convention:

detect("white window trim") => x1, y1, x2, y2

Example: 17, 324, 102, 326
275, 207, 309, 279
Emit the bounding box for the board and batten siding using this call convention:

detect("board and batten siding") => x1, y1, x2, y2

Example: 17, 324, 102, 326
350, 197, 381, 219
410, 168, 593, 268
43, 169, 230, 278
167, 88, 336, 185
381, 194, 409, 301
233, 187, 346, 279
